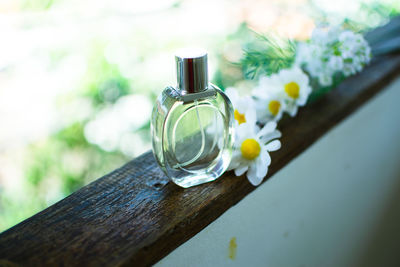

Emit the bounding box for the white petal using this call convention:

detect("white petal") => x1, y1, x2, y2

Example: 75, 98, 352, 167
232, 150, 242, 158
245, 107, 257, 126
274, 109, 283, 122
236, 95, 255, 115
287, 105, 298, 117
297, 86, 311, 106
257, 121, 277, 137
260, 149, 271, 166
254, 100, 269, 123
297, 94, 308, 106
266, 140, 281, 151
259, 130, 282, 144
247, 164, 264, 186
236, 123, 254, 141
318, 74, 333, 87
255, 155, 269, 178
228, 157, 240, 171
227, 150, 243, 170
234, 164, 248, 176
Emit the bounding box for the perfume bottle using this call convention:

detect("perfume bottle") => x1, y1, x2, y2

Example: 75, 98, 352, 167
151, 48, 234, 188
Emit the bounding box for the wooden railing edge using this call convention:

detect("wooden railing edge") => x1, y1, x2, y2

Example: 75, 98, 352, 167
0, 17, 400, 267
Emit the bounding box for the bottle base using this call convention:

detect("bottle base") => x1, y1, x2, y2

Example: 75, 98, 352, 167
171, 172, 220, 188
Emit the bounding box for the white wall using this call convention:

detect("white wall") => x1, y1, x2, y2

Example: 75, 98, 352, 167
156, 77, 400, 267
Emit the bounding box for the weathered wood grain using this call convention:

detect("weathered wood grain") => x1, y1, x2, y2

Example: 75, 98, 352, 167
1, 18, 400, 267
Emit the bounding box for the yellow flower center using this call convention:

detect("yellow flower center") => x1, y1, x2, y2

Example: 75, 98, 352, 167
284, 81, 300, 99
234, 109, 246, 125
241, 138, 261, 160
268, 100, 281, 116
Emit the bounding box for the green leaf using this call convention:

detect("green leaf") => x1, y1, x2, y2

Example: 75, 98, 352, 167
238, 31, 296, 80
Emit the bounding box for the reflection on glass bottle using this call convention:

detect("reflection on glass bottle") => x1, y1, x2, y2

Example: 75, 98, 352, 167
151, 48, 234, 188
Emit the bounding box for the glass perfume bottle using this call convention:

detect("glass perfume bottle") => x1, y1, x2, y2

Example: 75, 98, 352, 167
151, 49, 234, 188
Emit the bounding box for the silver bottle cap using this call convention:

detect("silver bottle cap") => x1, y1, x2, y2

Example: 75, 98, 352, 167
175, 48, 208, 94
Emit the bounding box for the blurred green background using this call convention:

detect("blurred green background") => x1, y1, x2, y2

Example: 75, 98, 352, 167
0, 0, 399, 232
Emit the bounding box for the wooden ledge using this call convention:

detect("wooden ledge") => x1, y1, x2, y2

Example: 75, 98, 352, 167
1, 18, 400, 267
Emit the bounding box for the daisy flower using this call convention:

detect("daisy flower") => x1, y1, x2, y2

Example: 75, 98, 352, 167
252, 76, 286, 123
228, 120, 281, 186
225, 87, 256, 126
274, 67, 312, 117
